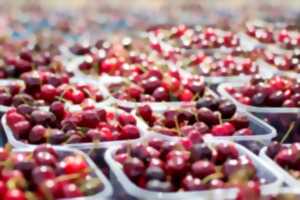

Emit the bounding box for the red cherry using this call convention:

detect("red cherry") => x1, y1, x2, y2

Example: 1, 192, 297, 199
4, 189, 26, 200
62, 183, 82, 198
179, 89, 194, 101
71, 89, 85, 104
211, 122, 236, 136
11, 120, 31, 139
63, 155, 88, 175
6, 112, 26, 127
40, 84, 57, 102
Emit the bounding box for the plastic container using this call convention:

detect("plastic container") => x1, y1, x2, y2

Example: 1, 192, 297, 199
218, 82, 300, 142
135, 108, 276, 144
260, 144, 300, 188
69, 76, 113, 108
13, 145, 113, 200
66, 56, 124, 85
261, 187, 300, 199
2, 105, 147, 150
107, 80, 218, 110
0, 77, 112, 112
257, 58, 300, 79
105, 136, 282, 200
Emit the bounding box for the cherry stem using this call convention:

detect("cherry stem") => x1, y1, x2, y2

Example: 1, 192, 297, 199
55, 168, 93, 183
280, 121, 296, 144
202, 172, 224, 184
25, 192, 39, 200
87, 140, 101, 156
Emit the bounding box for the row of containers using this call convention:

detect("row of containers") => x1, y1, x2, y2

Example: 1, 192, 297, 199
0, 71, 300, 199
0, 23, 300, 199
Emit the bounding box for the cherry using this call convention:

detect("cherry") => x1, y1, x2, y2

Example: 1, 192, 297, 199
251, 92, 267, 106
179, 88, 194, 101
215, 143, 239, 164
152, 86, 169, 101
148, 138, 164, 151
16, 104, 34, 116
141, 76, 161, 94
40, 84, 57, 102
31, 110, 56, 126
6, 112, 26, 127
218, 101, 236, 118
165, 155, 188, 176
39, 179, 63, 199
34, 151, 57, 167
197, 107, 219, 126
229, 114, 250, 130
50, 101, 65, 120
32, 166, 56, 185
0, 180, 7, 198
70, 90, 85, 104
11, 120, 31, 139
146, 166, 166, 181
0, 93, 12, 106
62, 183, 82, 198
117, 113, 136, 126
196, 97, 220, 110
274, 148, 297, 168
4, 189, 26, 200
191, 160, 216, 178
29, 125, 46, 144
209, 179, 225, 189
137, 104, 153, 122
211, 122, 235, 136
181, 174, 206, 191
63, 155, 88, 175
123, 157, 145, 180
222, 158, 241, 178
33, 144, 58, 159
121, 124, 140, 139
80, 110, 99, 128
191, 143, 214, 161
267, 91, 284, 107
48, 129, 67, 144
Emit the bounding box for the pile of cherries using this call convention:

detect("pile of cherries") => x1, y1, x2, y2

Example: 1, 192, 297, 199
0, 144, 103, 199
225, 75, 300, 107
264, 49, 300, 72
266, 142, 300, 180
77, 46, 159, 78
0, 70, 105, 107
109, 68, 206, 102
137, 96, 253, 139
276, 29, 300, 49
0, 44, 64, 79
149, 25, 240, 51
184, 53, 258, 77
246, 22, 274, 44
6, 101, 141, 144
114, 138, 264, 194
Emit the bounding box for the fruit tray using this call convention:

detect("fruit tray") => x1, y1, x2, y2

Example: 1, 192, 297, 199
105, 136, 282, 200
259, 144, 300, 188
134, 98, 276, 143
218, 82, 300, 142
4, 145, 113, 200
258, 48, 300, 79
178, 53, 261, 90
2, 104, 147, 150
106, 78, 216, 110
